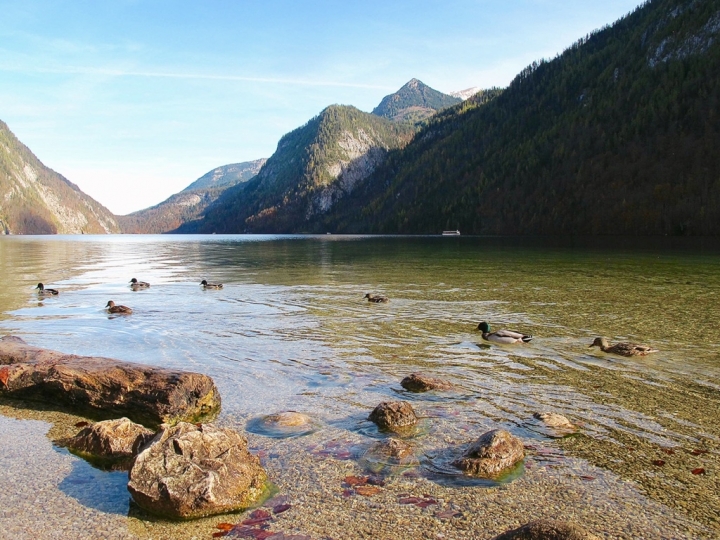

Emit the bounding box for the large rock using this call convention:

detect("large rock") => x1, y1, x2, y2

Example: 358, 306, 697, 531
452, 429, 524, 477
128, 422, 267, 519
368, 401, 418, 432
0, 336, 220, 427
400, 373, 453, 392
492, 519, 601, 540
64, 417, 154, 462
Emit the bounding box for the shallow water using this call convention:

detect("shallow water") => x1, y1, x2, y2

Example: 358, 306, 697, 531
0, 234, 718, 539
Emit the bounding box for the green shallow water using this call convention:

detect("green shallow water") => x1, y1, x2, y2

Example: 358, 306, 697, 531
0, 234, 718, 539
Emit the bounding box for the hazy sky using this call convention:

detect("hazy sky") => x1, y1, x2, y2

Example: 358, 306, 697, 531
1, 0, 643, 215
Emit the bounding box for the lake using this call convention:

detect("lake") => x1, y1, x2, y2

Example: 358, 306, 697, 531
0, 234, 718, 539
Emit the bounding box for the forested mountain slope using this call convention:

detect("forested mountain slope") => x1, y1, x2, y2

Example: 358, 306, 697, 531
316, 0, 720, 236
187, 105, 415, 233
0, 120, 119, 235
118, 160, 265, 234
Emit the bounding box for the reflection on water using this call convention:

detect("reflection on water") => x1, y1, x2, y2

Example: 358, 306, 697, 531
1, 234, 719, 536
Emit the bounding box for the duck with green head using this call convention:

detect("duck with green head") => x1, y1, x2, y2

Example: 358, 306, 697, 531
477, 321, 532, 344
129, 278, 150, 289
200, 279, 223, 289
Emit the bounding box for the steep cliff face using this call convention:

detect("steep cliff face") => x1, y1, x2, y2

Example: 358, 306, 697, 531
0, 120, 119, 235
192, 105, 415, 233
117, 160, 266, 234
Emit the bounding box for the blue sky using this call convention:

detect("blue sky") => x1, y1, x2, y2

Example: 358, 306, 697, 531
1, 0, 643, 215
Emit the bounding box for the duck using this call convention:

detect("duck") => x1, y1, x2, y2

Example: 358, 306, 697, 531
200, 279, 223, 289
364, 293, 389, 303
589, 337, 657, 357
35, 283, 59, 295
105, 300, 133, 314
129, 278, 150, 289
477, 321, 532, 344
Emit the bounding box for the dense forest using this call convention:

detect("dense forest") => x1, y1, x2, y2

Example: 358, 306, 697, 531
312, 0, 720, 235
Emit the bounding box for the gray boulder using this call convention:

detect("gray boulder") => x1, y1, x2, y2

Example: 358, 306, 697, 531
128, 422, 267, 519
452, 428, 524, 477
492, 519, 601, 540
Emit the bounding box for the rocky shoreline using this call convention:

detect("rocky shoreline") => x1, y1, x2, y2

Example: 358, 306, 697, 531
0, 339, 716, 539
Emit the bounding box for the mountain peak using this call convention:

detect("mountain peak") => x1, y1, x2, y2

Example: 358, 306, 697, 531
372, 79, 461, 123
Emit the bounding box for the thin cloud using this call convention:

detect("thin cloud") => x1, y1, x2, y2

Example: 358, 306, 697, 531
0, 63, 395, 90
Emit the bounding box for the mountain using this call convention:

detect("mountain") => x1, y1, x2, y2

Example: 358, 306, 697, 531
450, 87, 482, 100
186, 105, 415, 233
0, 120, 119, 235
372, 79, 462, 123
183, 159, 266, 191
314, 0, 720, 236
117, 160, 266, 234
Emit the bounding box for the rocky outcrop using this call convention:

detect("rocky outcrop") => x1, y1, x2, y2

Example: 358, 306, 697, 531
0, 336, 220, 428
400, 373, 453, 392
63, 417, 154, 463
453, 429, 524, 477
368, 401, 418, 433
128, 423, 267, 519
492, 519, 601, 540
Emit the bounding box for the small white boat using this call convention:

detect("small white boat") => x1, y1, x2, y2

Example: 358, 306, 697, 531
442, 230, 460, 236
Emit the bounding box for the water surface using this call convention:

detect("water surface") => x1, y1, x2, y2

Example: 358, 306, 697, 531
0, 234, 718, 539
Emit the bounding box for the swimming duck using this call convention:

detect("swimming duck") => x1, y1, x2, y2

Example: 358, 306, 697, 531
589, 337, 657, 357
35, 283, 59, 295
129, 278, 150, 289
105, 300, 133, 314
200, 279, 223, 289
477, 321, 532, 344
364, 293, 389, 303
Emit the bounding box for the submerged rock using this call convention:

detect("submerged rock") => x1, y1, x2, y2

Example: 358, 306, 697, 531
452, 429, 524, 477
127, 422, 267, 519
400, 373, 453, 392
492, 519, 601, 540
368, 401, 418, 432
361, 437, 419, 473
0, 335, 220, 428
265, 411, 311, 427
533, 412, 576, 430
63, 417, 154, 462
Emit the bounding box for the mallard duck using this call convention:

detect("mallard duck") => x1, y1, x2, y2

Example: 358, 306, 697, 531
129, 278, 150, 289
364, 293, 389, 303
589, 337, 657, 357
200, 279, 223, 289
477, 321, 532, 344
105, 300, 132, 314
35, 283, 59, 295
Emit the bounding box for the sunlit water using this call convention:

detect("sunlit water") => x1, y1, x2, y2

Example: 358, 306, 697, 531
0, 234, 719, 537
